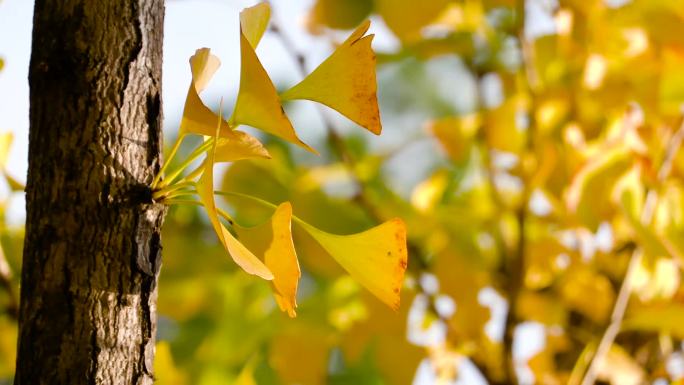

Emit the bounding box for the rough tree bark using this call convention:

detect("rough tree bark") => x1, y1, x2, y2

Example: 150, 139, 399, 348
15, 1, 165, 384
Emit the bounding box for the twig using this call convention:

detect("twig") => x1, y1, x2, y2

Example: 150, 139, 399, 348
579, 117, 684, 385
498, 2, 538, 383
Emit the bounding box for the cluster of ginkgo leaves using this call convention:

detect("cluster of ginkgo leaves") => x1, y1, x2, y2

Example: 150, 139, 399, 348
150, 3, 407, 317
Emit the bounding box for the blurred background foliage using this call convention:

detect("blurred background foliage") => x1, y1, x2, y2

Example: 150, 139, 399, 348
3, 0, 684, 384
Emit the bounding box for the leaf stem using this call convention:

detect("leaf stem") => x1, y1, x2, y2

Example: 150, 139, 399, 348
158, 139, 213, 188
213, 190, 308, 228
164, 199, 202, 207
177, 161, 205, 184
162, 189, 198, 201
152, 181, 195, 201
152, 133, 185, 188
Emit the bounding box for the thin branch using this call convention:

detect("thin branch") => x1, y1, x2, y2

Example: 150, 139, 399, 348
580, 117, 684, 385
498, 1, 538, 383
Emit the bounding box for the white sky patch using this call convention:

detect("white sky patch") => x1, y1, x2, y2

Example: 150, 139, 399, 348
407, 294, 447, 347
477, 232, 495, 251
480, 72, 504, 109
491, 150, 519, 170
555, 253, 570, 270
478, 287, 507, 342
435, 294, 457, 318
413, 357, 488, 385
667, 352, 684, 380
604, 0, 631, 8
529, 189, 552, 216
420, 272, 440, 295
524, 0, 558, 40
514, 322, 547, 385
595, 222, 614, 252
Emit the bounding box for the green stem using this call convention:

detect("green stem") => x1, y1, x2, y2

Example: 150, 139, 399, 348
213, 190, 308, 228
216, 207, 235, 225
163, 196, 233, 225
152, 133, 185, 188
153, 181, 195, 201
162, 189, 198, 201
177, 162, 205, 184
158, 139, 214, 188
164, 199, 202, 207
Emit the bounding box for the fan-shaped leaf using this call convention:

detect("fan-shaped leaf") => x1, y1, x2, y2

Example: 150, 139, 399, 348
280, 20, 382, 135
232, 29, 315, 152
197, 137, 273, 280
179, 48, 232, 137
298, 218, 407, 310
235, 202, 300, 317
214, 132, 271, 163
240, 2, 271, 49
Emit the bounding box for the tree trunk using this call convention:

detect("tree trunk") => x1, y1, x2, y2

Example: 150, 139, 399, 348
15, 1, 165, 384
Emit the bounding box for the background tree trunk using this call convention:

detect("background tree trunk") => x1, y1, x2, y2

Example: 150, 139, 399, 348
15, 1, 165, 384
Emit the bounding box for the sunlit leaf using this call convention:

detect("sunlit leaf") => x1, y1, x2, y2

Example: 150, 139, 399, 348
154, 342, 187, 385
305, 0, 372, 32
298, 218, 407, 310
0, 132, 12, 169
517, 291, 567, 326
566, 147, 633, 230
240, 2, 271, 49
280, 20, 382, 135
427, 115, 480, 163
269, 327, 331, 385
410, 169, 449, 213
374, 0, 450, 42
178, 48, 278, 164
234, 357, 258, 385
0, 318, 17, 378
596, 346, 645, 385
484, 94, 528, 153
559, 267, 615, 323
623, 304, 684, 338
235, 202, 301, 317
213, 132, 271, 163
232, 28, 314, 152
179, 48, 232, 137
197, 137, 273, 280
632, 256, 679, 302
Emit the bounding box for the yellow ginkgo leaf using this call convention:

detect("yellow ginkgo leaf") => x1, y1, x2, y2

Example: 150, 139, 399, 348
214, 131, 271, 163
240, 2, 271, 49
305, 0, 373, 32
235, 202, 301, 317
374, 0, 450, 42
153, 342, 186, 385
298, 218, 407, 310
280, 20, 382, 135
180, 48, 231, 137
566, 147, 633, 230
197, 137, 273, 280
0, 132, 13, 169
231, 29, 315, 152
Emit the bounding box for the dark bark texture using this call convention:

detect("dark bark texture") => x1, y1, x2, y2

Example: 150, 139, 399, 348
15, 1, 165, 384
